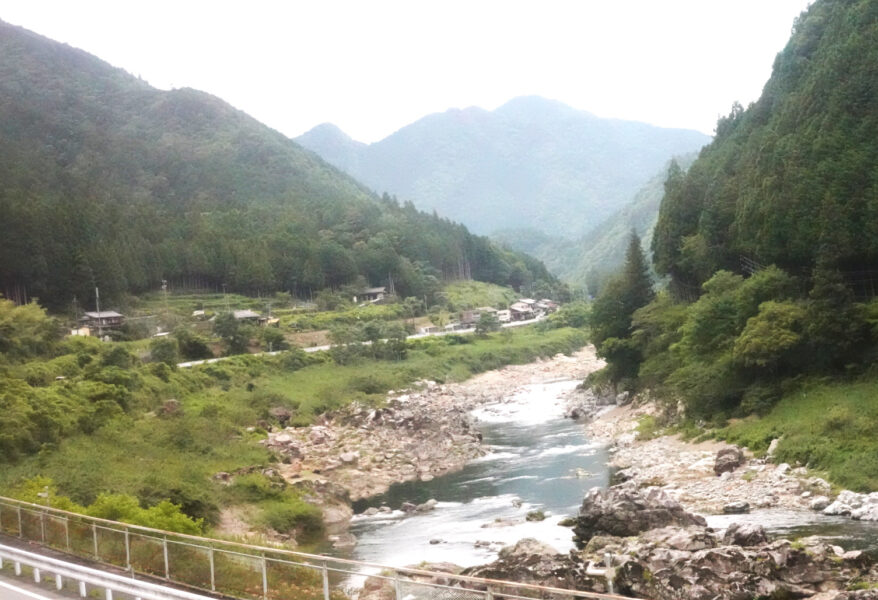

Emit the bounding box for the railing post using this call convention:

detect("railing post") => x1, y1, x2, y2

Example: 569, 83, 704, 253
106, 588, 113, 600
14, 561, 21, 575
261, 553, 268, 600
65, 517, 70, 552
209, 546, 215, 592
56, 574, 63, 590
322, 560, 330, 600
394, 574, 402, 600
93, 523, 99, 559
40, 510, 46, 543
124, 527, 130, 568
79, 580, 87, 598
163, 536, 170, 579
486, 585, 494, 600
33, 567, 41, 583
17, 505, 22, 538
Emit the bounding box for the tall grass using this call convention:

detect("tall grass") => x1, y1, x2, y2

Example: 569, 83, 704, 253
718, 379, 878, 492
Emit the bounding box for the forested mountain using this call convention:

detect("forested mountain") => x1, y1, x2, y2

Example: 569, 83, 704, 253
0, 21, 556, 310
588, 0, 878, 482
652, 0, 878, 291
296, 97, 709, 240
490, 154, 696, 293
561, 154, 698, 292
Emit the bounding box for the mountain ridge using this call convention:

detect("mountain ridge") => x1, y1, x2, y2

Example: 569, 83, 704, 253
0, 19, 559, 308
296, 96, 710, 240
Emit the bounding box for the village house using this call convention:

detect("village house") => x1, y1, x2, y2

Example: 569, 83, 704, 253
509, 301, 534, 321
353, 286, 387, 304
459, 306, 499, 326
80, 311, 125, 329
536, 299, 559, 313
233, 309, 265, 324
496, 309, 511, 323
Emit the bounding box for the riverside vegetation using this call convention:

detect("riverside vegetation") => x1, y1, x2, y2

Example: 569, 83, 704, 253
589, 0, 878, 495
0, 294, 586, 546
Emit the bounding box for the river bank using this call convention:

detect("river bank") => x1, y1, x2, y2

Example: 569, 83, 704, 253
583, 402, 830, 515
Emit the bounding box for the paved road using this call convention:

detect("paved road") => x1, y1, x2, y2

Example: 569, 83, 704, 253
177, 315, 545, 368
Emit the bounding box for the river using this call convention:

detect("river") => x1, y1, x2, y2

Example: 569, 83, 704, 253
346, 379, 607, 569
336, 375, 878, 585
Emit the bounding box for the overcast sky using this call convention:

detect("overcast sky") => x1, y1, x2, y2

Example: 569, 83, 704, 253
3, 1, 812, 143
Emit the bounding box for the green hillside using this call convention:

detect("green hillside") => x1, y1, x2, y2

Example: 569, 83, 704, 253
0, 21, 556, 311
652, 0, 878, 290
589, 0, 878, 490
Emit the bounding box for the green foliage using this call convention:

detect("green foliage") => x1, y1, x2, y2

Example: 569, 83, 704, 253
733, 301, 806, 369
0, 300, 59, 363
9, 476, 203, 535
719, 380, 878, 491
589, 232, 655, 384
175, 329, 214, 360
439, 281, 518, 311
214, 314, 252, 356
259, 499, 324, 542
475, 312, 501, 337
260, 327, 288, 352
87, 493, 204, 535
652, 0, 878, 289
150, 337, 180, 366
0, 23, 558, 310
545, 301, 589, 329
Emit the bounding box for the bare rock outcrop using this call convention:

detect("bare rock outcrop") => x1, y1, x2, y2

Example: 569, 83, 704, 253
572, 484, 706, 548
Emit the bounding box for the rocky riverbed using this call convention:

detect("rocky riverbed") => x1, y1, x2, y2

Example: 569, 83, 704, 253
583, 402, 828, 514
261, 349, 605, 531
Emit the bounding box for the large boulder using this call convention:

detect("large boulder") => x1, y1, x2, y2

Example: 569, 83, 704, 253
824, 490, 878, 521
605, 535, 874, 600
462, 538, 600, 592
573, 484, 706, 548
714, 446, 745, 476
722, 522, 768, 547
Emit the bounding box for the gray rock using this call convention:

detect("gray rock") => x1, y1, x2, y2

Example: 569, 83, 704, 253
340, 451, 359, 464
573, 484, 706, 547
810, 496, 831, 511
722, 522, 768, 546
766, 437, 781, 458
400, 501, 417, 513
615, 391, 631, 406
722, 501, 750, 514
714, 447, 745, 476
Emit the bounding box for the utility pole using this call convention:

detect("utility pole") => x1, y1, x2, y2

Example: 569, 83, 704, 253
95, 287, 102, 338
222, 283, 230, 313
162, 279, 169, 331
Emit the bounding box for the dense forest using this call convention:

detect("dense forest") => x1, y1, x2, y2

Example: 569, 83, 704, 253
590, 0, 878, 489
652, 0, 878, 291
0, 20, 557, 311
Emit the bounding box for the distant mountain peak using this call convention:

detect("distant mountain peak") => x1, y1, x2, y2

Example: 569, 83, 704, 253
297, 95, 710, 242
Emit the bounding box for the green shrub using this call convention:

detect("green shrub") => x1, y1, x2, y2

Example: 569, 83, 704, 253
259, 499, 323, 542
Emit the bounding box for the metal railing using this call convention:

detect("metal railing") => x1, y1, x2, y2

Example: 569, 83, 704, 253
0, 495, 637, 600
0, 542, 215, 599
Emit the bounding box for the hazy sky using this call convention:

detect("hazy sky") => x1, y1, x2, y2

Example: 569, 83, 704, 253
3, 1, 812, 143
